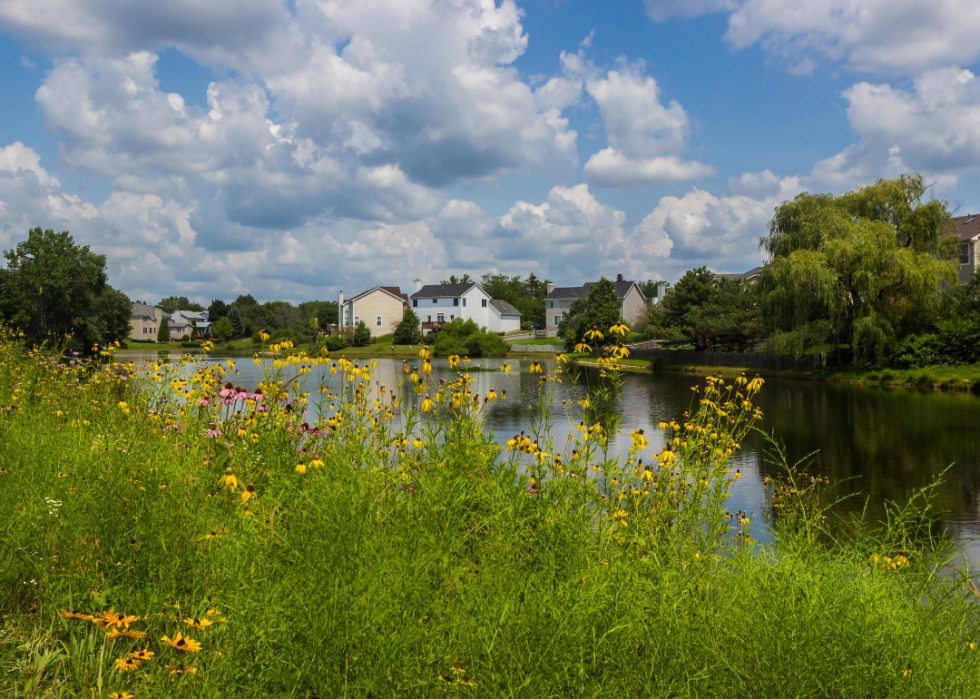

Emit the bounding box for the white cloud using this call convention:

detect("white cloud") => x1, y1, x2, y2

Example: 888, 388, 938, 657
634, 174, 802, 271
645, 0, 980, 75
583, 61, 713, 187
810, 68, 980, 189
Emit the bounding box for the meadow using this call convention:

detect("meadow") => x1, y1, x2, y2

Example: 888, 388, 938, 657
2, 329, 980, 698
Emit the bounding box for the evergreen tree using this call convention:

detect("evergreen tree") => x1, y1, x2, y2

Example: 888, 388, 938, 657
393, 309, 422, 345
353, 320, 372, 347
227, 305, 245, 339
208, 299, 229, 322
564, 278, 621, 348
158, 317, 170, 343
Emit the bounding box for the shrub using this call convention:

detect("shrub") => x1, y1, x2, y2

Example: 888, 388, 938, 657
393, 309, 422, 345
891, 334, 943, 369
432, 319, 509, 357
422, 330, 438, 346
324, 333, 349, 351
353, 321, 372, 347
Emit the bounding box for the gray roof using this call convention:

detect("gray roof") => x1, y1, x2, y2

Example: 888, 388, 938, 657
545, 281, 642, 301
131, 303, 159, 318
714, 266, 764, 281
490, 299, 521, 316
410, 283, 477, 299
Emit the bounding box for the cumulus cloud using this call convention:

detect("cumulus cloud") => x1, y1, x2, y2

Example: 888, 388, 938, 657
633, 174, 801, 271
645, 0, 980, 75
583, 61, 714, 188
810, 68, 980, 189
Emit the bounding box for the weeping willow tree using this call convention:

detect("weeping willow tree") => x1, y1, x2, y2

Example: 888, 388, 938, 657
761, 175, 958, 365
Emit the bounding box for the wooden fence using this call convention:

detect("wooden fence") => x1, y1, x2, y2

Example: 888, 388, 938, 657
628, 348, 823, 372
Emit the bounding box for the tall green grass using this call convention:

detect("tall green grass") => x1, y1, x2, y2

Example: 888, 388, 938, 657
1, 336, 979, 697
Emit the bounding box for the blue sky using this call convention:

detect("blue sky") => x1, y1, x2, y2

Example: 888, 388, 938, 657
0, 0, 978, 304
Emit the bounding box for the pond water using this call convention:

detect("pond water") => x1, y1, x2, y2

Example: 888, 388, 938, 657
119, 350, 980, 558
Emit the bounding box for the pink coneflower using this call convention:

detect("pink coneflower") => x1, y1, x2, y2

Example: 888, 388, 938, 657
205, 424, 223, 438
252, 390, 264, 402
197, 398, 210, 406
235, 391, 250, 401
219, 383, 235, 399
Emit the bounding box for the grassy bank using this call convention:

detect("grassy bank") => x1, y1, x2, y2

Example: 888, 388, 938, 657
3, 334, 980, 697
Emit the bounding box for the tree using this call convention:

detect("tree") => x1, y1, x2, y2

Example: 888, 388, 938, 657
687, 279, 763, 352
638, 279, 668, 301
563, 278, 621, 348
158, 316, 170, 343
393, 308, 422, 345
658, 267, 716, 349
158, 296, 204, 313
761, 175, 957, 364
208, 299, 229, 322
439, 274, 473, 284
234, 294, 258, 308
268, 301, 301, 329
0, 227, 131, 351
353, 320, 372, 347
227, 305, 245, 339
314, 301, 338, 329
213, 316, 233, 342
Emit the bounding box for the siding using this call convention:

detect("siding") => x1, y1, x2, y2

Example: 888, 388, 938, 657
620, 286, 648, 325
348, 290, 405, 338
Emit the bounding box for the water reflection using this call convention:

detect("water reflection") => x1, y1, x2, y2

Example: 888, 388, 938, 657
118, 350, 980, 556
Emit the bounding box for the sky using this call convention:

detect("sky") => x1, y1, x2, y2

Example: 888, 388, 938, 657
0, 0, 978, 305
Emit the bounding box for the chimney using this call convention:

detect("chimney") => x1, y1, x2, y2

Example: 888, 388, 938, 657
338, 290, 344, 327
546, 283, 555, 295
414, 278, 423, 293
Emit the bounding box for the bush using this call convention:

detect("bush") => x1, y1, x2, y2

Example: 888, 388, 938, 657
393, 309, 422, 345
324, 333, 349, 351
432, 319, 510, 357
892, 316, 980, 368
353, 321, 372, 347
422, 331, 438, 346
891, 333, 944, 369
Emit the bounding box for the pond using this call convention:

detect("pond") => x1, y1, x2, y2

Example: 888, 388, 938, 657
119, 350, 980, 558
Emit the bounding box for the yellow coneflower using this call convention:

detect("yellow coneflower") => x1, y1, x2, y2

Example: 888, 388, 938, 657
574, 342, 591, 353
218, 468, 237, 490
166, 663, 198, 676
115, 657, 141, 672
58, 609, 93, 621
500, 390, 506, 400
108, 628, 147, 640
421, 396, 435, 412
109, 693, 135, 699
309, 459, 325, 469
529, 361, 543, 374
91, 610, 123, 630
609, 321, 629, 336
419, 347, 430, 360
486, 389, 497, 401
448, 353, 460, 369
128, 649, 155, 660
295, 463, 307, 475
183, 617, 214, 629
555, 352, 567, 364
500, 363, 511, 373
161, 632, 202, 653
584, 326, 604, 341
241, 484, 256, 504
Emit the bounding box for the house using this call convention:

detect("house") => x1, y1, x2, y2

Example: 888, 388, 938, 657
129, 303, 163, 342
714, 266, 764, 282
409, 283, 521, 334
544, 281, 649, 336
337, 286, 409, 338
945, 214, 980, 284
167, 309, 212, 340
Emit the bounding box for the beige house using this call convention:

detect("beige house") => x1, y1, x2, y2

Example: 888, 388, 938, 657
544, 281, 650, 336
338, 286, 409, 338
129, 303, 163, 342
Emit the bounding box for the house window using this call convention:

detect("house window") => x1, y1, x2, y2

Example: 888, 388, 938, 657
453, 298, 459, 306
376, 316, 382, 326
481, 299, 487, 308
437, 313, 445, 322
432, 298, 437, 304
413, 299, 418, 307
462, 298, 467, 307
555, 315, 563, 325
427, 315, 432, 322
960, 243, 970, 265
354, 316, 360, 325
450, 315, 455, 320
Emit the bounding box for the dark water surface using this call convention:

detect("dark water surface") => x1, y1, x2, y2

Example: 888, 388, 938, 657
120, 351, 980, 558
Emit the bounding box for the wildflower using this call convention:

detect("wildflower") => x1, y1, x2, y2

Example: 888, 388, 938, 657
529, 361, 543, 374
58, 609, 93, 621
218, 468, 237, 490
418, 347, 430, 360
295, 463, 307, 475
241, 484, 255, 504
183, 617, 214, 629
574, 342, 591, 354
161, 632, 202, 653
584, 326, 604, 342
108, 628, 147, 639
117, 401, 130, 415
309, 459, 324, 469
115, 657, 141, 672
486, 389, 497, 401
91, 610, 123, 630
555, 352, 567, 364
500, 390, 506, 400
167, 663, 198, 676
421, 396, 435, 412
448, 353, 460, 369
630, 429, 649, 451
110, 693, 135, 699
129, 649, 155, 660
609, 321, 629, 336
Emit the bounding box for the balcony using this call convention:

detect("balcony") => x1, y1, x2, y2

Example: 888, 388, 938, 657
421, 321, 446, 332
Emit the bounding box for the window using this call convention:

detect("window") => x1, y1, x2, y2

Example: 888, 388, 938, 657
427, 315, 432, 322
437, 313, 445, 322
354, 316, 360, 325
481, 299, 487, 308
450, 315, 455, 320
413, 299, 417, 307
462, 298, 467, 307
453, 298, 459, 306
555, 315, 563, 326
432, 298, 437, 304
960, 243, 970, 265
376, 316, 382, 326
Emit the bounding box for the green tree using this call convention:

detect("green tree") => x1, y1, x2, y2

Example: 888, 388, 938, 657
353, 320, 372, 347
0, 227, 131, 351
638, 279, 668, 301
213, 316, 233, 342
227, 305, 245, 339
234, 294, 258, 308
762, 175, 956, 364
393, 308, 422, 345
439, 274, 473, 285
687, 279, 763, 352
208, 299, 229, 322
658, 267, 717, 349
563, 278, 621, 348
158, 296, 204, 313
158, 316, 170, 343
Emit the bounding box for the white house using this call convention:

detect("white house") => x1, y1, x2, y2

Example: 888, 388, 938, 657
409, 283, 521, 334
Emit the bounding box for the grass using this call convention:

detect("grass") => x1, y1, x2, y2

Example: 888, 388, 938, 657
509, 338, 565, 346
2, 334, 980, 697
